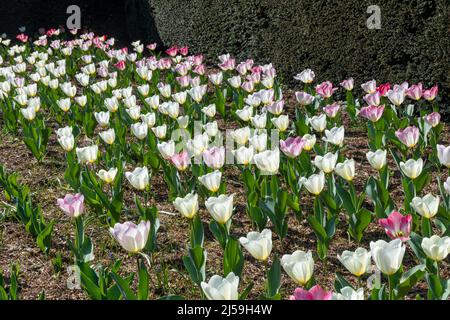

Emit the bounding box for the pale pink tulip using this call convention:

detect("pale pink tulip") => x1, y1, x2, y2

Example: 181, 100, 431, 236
280, 137, 306, 158
323, 103, 340, 118
340, 78, 354, 91
359, 105, 385, 122
423, 85, 438, 101
57, 193, 84, 218
424, 112, 441, 127
363, 92, 381, 106
407, 83, 423, 101
295, 92, 314, 105
170, 151, 190, 171
361, 80, 377, 94
395, 126, 419, 148
203, 147, 225, 169
315, 81, 337, 99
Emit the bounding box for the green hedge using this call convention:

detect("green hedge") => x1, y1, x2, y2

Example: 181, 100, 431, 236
148, 0, 450, 109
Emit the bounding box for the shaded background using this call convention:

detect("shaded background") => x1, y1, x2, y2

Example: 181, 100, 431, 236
0, 0, 449, 110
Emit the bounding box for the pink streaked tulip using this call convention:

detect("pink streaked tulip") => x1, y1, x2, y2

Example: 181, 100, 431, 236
378, 211, 412, 242
219, 58, 236, 71
424, 112, 441, 128
176, 75, 191, 87
359, 105, 385, 122
114, 60, 126, 71
146, 43, 157, 51
377, 83, 391, 97
193, 64, 205, 75
57, 193, 84, 218
361, 80, 377, 94
295, 92, 314, 106
267, 100, 285, 115
16, 33, 29, 42
423, 85, 438, 101
166, 46, 178, 57
203, 147, 225, 169
280, 137, 306, 158
395, 126, 420, 148
363, 92, 381, 106
170, 151, 190, 171
179, 46, 189, 56
323, 103, 340, 118
406, 83, 423, 101
289, 285, 333, 300
241, 81, 255, 93
315, 81, 337, 99
340, 78, 354, 91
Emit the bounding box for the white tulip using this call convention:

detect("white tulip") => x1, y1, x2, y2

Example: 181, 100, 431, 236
271, 115, 289, 132
313, 152, 338, 173
131, 122, 148, 140
157, 140, 175, 159
323, 126, 345, 147
173, 193, 198, 219
300, 171, 325, 196
281, 250, 314, 285
125, 167, 149, 190
97, 168, 118, 184
201, 273, 239, 300
335, 159, 356, 182
145, 94, 160, 110
104, 96, 119, 112
421, 235, 450, 261
302, 134, 316, 151
444, 177, 450, 195
201, 104, 216, 118
58, 134, 74, 152
333, 287, 365, 300
177, 115, 189, 129
20, 105, 36, 120
411, 194, 440, 219
370, 239, 405, 275
187, 133, 209, 156
437, 145, 450, 168
198, 171, 222, 192
204, 121, 219, 137
76, 145, 98, 164
141, 112, 156, 128
239, 229, 272, 261
205, 194, 234, 224
309, 114, 327, 132
233, 146, 254, 166
152, 124, 167, 139
337, 248, 371, 277
99, 129, 116, 145
232, 127, 251, 145
251, 113, 267, 129
236, 106, 253, 122
400, 158, 423, 180
94, 111, 110, 127
366, 149, 387, 170
57, 98, 71, 112
126, 106, 141, 121
249, 132, 267, 152
253, 149, 279, 174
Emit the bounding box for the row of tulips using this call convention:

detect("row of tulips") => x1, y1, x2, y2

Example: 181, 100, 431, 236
0, 27, 449, 299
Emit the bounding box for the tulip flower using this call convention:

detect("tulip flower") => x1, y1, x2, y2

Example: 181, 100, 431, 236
141, 112, 156, 128
253, 149, 279, 175
57, 133, 75, 152
249, 132, 267, 152
309, 114, 327, 132
236, 106, 253, 121
201, 104, 216, 118
316, 81, 337, 99
173, 193, 198, 219
424, 112, 440, 128
239, 229, 272, 262
250, 113, 267, 129
314, 152, 338, 173
21, 105, 36, 120
131, 122, 148, 140
203, 146, 225, 170
337, 248, 371, 277
395, 126, 419, 148
437, 145, 450, 168
281, 250, 314, 285
170, 151, 190, 171
57, 193, 84, 218
300, 171, 325, 195
366, 149, 387, 170
302, 134, 316, 151
323, 126, 345, 147
294, 69, 315, 84
422, 85, 438, 101
233, 146, 254, 166
99, 129, 116, 145
187, 133, 209, 156
370, 239, 405, 275
205, 194, 234, 224
332, 287, 364, 300
359, 105, 384, 122
340, 78, 354, 91
421, 235, 450, 261
76, 145, 98, 164
334, 159, 356, 182
97, 168, 118, 184
295, 91, 314, 106
125, 167, 149, 191
378, 211, 412, 242
204, 121, 219, 137
271, 115, 289, 132
280, 137, 305, 158
363, 92, 381, 106
399, 158, 423, 179
157, 141, 175, 160
387, 88, 406, 106
411, 194, 440, 219
406, 83, 423, 101
152, 124, 167, 139
267, 100, 284, 115
201, 273, 239, 300
109, 220, 150, 253
444, 177, 450, 195
198, 170, 222, 193
289, 285, 332, 300
323, 103, 340, 118
361, 80, 377, 94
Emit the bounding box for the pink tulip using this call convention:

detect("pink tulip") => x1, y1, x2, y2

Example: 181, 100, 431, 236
219, 58, 235, 71
165, 46, 178, 57
363, 92, 381, 106
295, 92, 314, 105
16, 33, 28, 42
359, 105, 385, 122
114, 60, 126, 71
290, 285, 333, 300
170, 151, 190, 171
236, 62, 248, 75
323, 103, 340, 118
379, 211, 412, 242
46, 28, 58, 37
241, 81, 255, 93
395, 126, 420, 148
377, 83, 391, 97
57, 193, 84, 218
280, 137, 306, 158
147, 43, 157, 51
267, 100, 285, 115
315, 81, 337, 99
203, 147, 225, 169
406, 83, 423, 101
193, 64, 205, 75
340, 78, 354, 91
179, 46, 189, 56
158, 58, 172, 69
423, 85, 438, 101
424, 112, 441, 127
176, 75, 191, 87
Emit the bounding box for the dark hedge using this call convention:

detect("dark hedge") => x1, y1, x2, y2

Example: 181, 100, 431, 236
149, 0, 450, 110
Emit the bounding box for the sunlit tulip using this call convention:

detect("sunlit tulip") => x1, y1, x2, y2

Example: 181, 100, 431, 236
290, 285, 332, 300
338, 248, 371, 277
406, 83, 423, 101
361, 80, 377, 94
370, 239, 405, 275
340, 78, 354, 91
57, 193, 84, 218
335, 159, 356, 182
294, 69, 315, 84
359, 105, 384, 122
99, 129, 116, 145
236, 105, 253, 121
399, 158, 423, 179
316, 81, 337, 99
110, 220, 150, 253
323, 126, 345, 147
201, 273, 239, 300
309, 114, 327, 132
302, 134, 316, 151
366, 149, 387, 170
437, 145, 450, 168
203, 147, 225, 169
378, 211, 412, 242
271, 115, 289, 132
75, 95, 87, 107
314, 152, 338, 173
281, 250, 314, 285
125, 167, 149, 190
146, 94, 159, 110
152, 124, 167, 139
280, 137, 305, 158
295, 91, 314, 106
58, 133, 74, 152
300, 171, 325, 195
332, 287, 364, 300
395, 126, 419, 148
232, 127, 251, 145
233, 146, 254, 165
421, 235, 450, 261
57, 98, 71, 112
209, 72, 223, 85
97, 168, 118, 184
423, 85, 438, 101
131, 122, 148, 140
94, 111, 110, 127
157, 140, 175, 160
387, 88, 406, 106
196, 171, 221, 193
424, 112, 440, 128
204, 121, 219, 137
177, 115, 189, 129
267, 100, 284, 115
188, 85, 207, 103
249, 132, 267, 152
205, 194, 234, 224
250, 113, 267, 129
258, 89, 274, 105
141, 112, 156, 128
363, 92, 381, 106
444, 177, 450, 195
254, 149, 279, 174
239, 229, 272, 261
76, 145, 98, 164
201, 104, 216, 118
173, 193, 198, 219
411, 194, 440, 219
323, 103, 340, 118
170, 151, 190, 171
20, 105, 36, 120
126, 106, 141, 121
